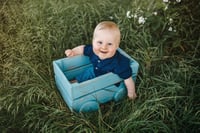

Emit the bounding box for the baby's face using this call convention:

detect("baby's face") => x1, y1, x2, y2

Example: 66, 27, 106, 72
92, 29, 119, 60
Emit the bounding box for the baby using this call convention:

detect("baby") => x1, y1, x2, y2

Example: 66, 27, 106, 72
65, 21, 137, 100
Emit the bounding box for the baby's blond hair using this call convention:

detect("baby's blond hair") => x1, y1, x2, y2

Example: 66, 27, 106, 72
93, 21, 121, 45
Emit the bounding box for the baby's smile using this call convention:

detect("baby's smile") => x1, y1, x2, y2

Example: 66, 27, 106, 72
100, 50, 108, 54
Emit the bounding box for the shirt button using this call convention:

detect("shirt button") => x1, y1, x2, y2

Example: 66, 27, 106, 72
95, 67, 98, 70
98, 60, 100, 63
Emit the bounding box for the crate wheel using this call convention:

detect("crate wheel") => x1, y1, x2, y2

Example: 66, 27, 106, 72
79, 101, 99, 112
114, 87, 126, 101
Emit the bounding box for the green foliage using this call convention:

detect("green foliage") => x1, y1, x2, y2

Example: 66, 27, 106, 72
1, 0, 199, 132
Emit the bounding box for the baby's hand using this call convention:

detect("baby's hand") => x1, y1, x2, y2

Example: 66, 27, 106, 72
65, 49, 74, 57
128, 92, 137, 100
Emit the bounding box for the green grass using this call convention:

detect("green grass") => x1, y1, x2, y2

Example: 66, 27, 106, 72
1, 0, 200, 132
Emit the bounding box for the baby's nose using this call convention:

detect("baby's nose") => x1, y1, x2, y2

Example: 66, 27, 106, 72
101, 44, 107, 49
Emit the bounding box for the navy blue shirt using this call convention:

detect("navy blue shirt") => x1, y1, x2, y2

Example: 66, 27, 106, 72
84, 45, 132, 79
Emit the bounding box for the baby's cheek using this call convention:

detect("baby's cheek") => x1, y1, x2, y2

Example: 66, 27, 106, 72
93, 47, 99, 54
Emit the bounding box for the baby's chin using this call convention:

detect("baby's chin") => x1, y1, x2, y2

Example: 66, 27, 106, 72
98, 56, 107, 60
98, 54, 113, 60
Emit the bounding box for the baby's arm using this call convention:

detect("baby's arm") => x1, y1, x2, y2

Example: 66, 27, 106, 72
124, 77, 137, 100
65, 45, 85, 57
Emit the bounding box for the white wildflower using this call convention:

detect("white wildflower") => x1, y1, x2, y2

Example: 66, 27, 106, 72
163, 0, 169, 3
138, 16, 146, 24
164, 5, 168, 10
134, 14, 137, 18
153, 12, 158, 16
176, 0, 181, 3
109, 16, 113, 20
169, 18, 173, 23
126, 11, 133, 18
168, 26, 173, 31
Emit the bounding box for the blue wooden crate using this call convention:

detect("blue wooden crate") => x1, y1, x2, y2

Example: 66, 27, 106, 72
53, 48, 139, 112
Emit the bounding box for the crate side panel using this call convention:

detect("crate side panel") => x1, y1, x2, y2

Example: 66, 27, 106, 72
71, 73, 122, 99
60, 56, 91, 71
53, 61, 72, 98
72, 85, 119, 112
55, 76, 73, 111
130, 60, 139, 81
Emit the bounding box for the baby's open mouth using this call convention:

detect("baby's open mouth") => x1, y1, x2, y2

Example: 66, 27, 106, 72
100, 50, 108, 54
